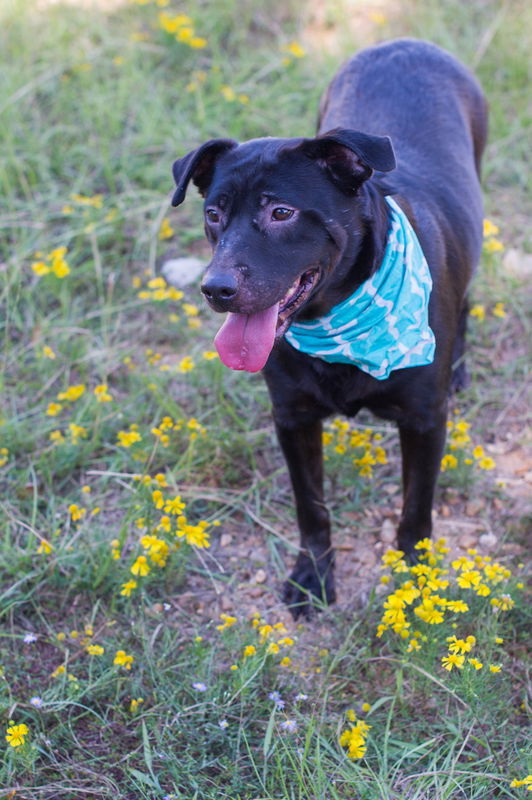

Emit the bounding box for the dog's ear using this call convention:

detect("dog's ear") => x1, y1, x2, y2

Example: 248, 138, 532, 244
302, 128, 396, 192
171, 139, 237, 207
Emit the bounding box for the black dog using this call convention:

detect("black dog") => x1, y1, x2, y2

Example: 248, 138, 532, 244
171, 39, 487, 615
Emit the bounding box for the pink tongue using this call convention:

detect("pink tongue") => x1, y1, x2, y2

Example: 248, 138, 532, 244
214, 302, 280, 372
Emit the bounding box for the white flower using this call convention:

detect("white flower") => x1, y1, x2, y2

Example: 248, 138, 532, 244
23, 633, 38, 643
192, 681, 207, 692
30, 696, 43, 707
280, 719, 298, 732
219, 719, 229, 730
295, 693, 308, 702
268, 691, 285, 709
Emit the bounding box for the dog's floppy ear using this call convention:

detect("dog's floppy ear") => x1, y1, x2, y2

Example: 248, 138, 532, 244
302, 128, 396, 192
171, 138, 237, 207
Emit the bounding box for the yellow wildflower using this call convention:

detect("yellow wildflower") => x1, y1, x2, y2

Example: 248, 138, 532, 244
216, 614, 237, 631
177, 356, 195, 373
130, 697, 144, 713
46, 402, 63, 416
483, 219, 499, 237
117, 427, 142, 447
285, 41, 306, 58
131, 555, 150, 576
32, 260, 50, 276
68, 504, 86, 522
94, 383, 113, 403
159, 218, 174, 240
5, 723, 29, 748
441, 653, 465, 671
120, 579, 137, 597
114, 650, 134, 669
469, 304, 485, 322
220, 85, 236, 102
440, 453, 458, 471
484, 238, 504, 253
42, 345, 56, 359
86, 644, 104, 655
57, 384, 85, 402
68, 423, 88, 444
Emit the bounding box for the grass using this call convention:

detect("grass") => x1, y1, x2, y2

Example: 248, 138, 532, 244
0, 0, 530, 797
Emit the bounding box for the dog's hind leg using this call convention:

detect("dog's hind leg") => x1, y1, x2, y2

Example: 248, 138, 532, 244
396, 409, 448, 559
450, 299, 471, 394
274, 419, 336, 617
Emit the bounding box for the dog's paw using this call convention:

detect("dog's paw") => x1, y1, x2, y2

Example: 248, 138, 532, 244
282, 552, 336, 619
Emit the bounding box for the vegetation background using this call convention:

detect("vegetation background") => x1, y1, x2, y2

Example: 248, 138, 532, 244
0, 0, 530, 798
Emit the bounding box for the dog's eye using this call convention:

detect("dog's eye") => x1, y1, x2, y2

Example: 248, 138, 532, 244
205, 208, 220, 223
271, 207, 294, 221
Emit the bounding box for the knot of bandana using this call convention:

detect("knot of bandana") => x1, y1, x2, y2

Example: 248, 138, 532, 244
284, 196, 436, 379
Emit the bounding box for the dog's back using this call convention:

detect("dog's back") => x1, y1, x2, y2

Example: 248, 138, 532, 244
319, 39, 487, 285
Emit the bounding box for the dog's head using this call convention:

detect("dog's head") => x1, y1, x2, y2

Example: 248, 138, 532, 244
171, 129, 395, 371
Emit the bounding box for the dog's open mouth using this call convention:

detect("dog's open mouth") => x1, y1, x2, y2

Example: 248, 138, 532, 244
214, 268, 320, 373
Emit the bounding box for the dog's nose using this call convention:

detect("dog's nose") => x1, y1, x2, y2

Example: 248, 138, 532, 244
201, 273, 238, 305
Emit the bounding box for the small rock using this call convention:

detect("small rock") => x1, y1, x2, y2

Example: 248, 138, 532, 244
492, 497, 503, 511
161, 257, 205, 287
248, 586, 265, 598
383, 484, 400, 495
503, 247, 532, 279
465, 500, 484, 517
440, 504, 451, 518
479, 532, 497, 549
380, 518, 396, 543
458, 532, 478, 549
220, 595, 233, 611
254, 569, 267, 584
220, 533, 232, 547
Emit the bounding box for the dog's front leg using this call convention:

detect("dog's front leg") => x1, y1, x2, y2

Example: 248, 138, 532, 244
397, 412, 447, 559
274, 419, 335, 616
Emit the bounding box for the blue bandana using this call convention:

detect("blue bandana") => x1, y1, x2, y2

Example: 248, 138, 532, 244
284, 196, 436, 380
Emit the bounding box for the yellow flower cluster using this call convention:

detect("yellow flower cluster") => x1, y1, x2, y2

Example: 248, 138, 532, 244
151, 414, 207, 448
322, 418, 387, 477
441, 417, 496, 472
509, 775, 532, 789
114, 649, 134, 669
220, 85, 250, 105
469, 302, 507, 322
158, 12, 207, 48
31, 246, 70, 278
137, 276, 184, 302
57, 383, 86, 402
220, 615, 296, 671
339, 711, 371, 759
281, 40, 306, 66
0, 447, 8, 467
117, 423, 142, 448
483, 218, 504, 254
377, 538, 515, 655
122, 477, 216, 594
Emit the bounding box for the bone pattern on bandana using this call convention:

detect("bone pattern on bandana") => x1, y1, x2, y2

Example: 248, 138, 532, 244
284, 196, 436, 379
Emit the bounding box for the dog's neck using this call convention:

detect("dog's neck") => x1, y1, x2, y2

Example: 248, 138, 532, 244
298, 181, 391, 320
